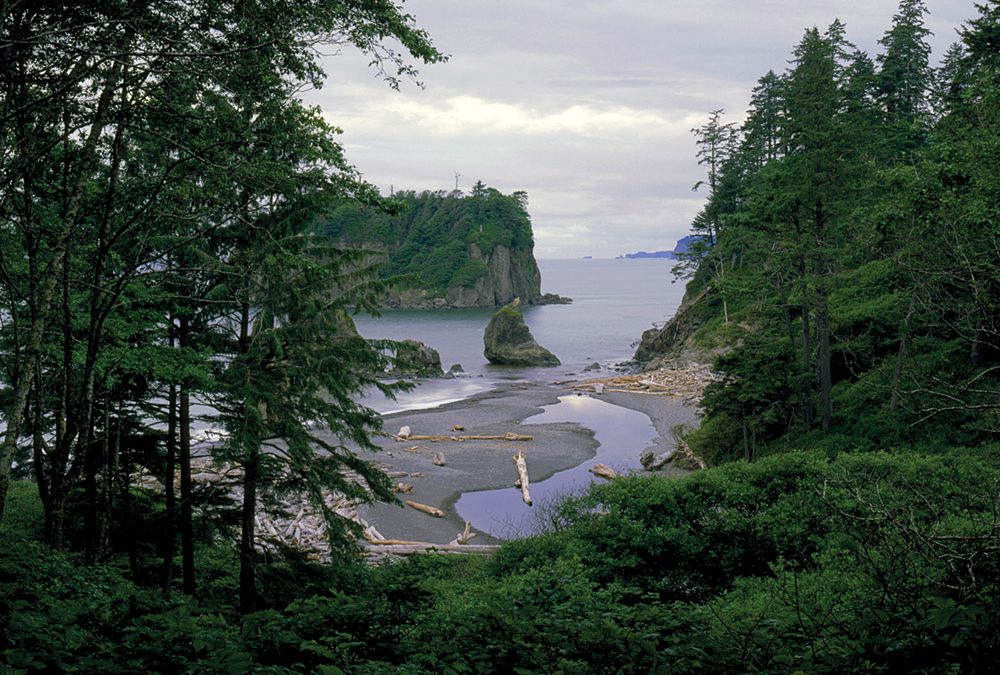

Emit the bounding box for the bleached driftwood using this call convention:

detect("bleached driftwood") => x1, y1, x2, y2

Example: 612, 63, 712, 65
589, 463, 621, 480
513, 449, 532, 506
367, 543, 499, 557
405, 499, 445, 518
449, 521, 475, 546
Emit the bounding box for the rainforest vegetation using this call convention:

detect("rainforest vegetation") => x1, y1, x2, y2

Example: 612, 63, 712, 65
2, 1, 999, 673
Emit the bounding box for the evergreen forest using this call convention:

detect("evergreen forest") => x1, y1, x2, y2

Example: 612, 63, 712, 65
670, 0, 998, 465
1, 1, 999, 673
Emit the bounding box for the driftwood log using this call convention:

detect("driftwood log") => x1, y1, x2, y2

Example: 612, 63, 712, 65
366, 543, 498, 556
513, 449, 532, 506
640, 448, 676, 471
405, 499, 445, 518
449, 520, 475, 546
396, 432, 533, 442
589, 463, 621, 480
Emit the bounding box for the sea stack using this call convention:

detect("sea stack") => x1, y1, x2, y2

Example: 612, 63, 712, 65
483, 298, 560, 367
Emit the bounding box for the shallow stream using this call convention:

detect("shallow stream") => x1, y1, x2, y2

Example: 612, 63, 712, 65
455, 394, 657, 538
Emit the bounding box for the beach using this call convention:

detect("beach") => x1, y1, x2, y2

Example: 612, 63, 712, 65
356, 379, 699, 545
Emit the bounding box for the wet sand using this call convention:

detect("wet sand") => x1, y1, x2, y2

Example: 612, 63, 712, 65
357, 380, 698, 545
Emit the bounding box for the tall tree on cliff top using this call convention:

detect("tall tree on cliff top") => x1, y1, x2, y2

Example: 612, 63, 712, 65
900, 0, 1000, 434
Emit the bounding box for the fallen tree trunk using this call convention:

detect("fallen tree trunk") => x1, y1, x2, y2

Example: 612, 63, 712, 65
405, 500, 445, 518
396, 432, 533, 442
640, 448, 676, 471
513, 450, 532, 506
449, 520, 475, 546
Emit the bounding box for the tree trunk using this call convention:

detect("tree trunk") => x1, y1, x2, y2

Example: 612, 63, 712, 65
179, 317, 195, 596
513, 450, 532, 506
239, 436, 259, 615
742, 417, 751, 461
237, 302, 257, 614
816, 289, 833, 432
800, 300, 814, 429
161, 374, 178, 595
890, 296, 915, 412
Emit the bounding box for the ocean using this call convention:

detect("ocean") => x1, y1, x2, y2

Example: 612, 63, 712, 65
354, 257, 687, 412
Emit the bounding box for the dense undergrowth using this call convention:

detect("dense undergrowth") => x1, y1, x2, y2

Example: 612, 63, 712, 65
4, 449, 1000, 672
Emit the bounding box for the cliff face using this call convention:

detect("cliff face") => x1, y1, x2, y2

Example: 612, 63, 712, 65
446, 244, 541, 307
380, 243, 542, 309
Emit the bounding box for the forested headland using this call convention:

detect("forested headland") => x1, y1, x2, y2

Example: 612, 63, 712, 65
2, 1, 1000, 673
324, 186, 549, 307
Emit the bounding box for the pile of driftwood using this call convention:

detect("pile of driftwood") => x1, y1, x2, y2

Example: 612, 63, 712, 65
571, 365, 719, 405
131, 459, 374, 561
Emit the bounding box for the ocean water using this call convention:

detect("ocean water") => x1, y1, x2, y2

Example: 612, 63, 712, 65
355, 258, 686, 412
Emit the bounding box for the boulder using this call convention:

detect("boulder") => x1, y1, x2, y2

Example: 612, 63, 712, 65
483, 299, 560, 367
391, 339, 444, 377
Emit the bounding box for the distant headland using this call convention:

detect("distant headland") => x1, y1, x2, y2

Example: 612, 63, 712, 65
617, 235, 704, 260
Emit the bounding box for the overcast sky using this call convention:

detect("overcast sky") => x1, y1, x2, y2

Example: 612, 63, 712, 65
305, 1, 977, 259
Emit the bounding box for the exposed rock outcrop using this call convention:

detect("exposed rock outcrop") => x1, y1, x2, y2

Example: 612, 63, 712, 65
634, 287, 710, 366
483, 299, 560, 367
391, 340, 444, 377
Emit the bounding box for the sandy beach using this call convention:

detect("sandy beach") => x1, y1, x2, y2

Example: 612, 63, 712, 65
357, 379, 699, 545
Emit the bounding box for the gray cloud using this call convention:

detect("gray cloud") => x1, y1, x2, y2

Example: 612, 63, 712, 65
306, 1, 977, 258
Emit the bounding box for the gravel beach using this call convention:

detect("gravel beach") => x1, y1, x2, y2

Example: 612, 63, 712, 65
357, 379, 698, 545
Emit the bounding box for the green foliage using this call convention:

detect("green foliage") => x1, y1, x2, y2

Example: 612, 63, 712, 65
322, 186, 537, 294
0, 482, 43, 541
